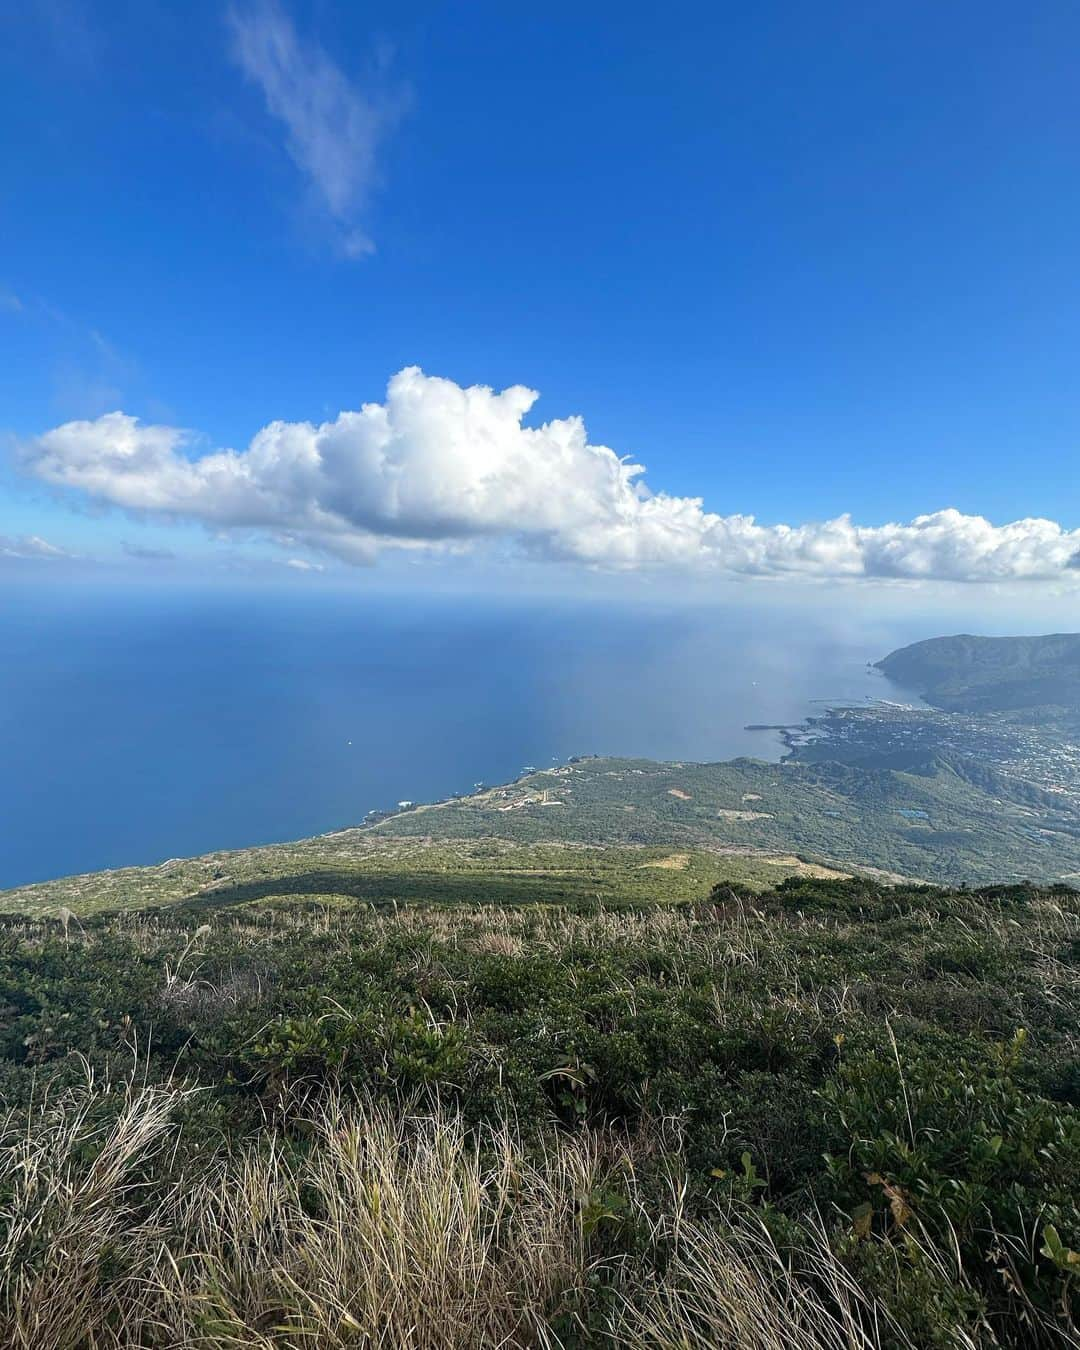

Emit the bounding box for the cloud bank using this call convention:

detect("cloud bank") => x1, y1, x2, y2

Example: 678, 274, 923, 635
228, 0, 405, 257
22, 366, 1080, 583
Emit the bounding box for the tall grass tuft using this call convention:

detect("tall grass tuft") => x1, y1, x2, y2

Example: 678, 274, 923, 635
0, 1068, 184, 1349
145, 1093, 607, 1347
0, 1072, 957, 1350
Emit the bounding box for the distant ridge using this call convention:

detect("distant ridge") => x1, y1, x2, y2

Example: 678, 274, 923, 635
877, 632, 1080, 716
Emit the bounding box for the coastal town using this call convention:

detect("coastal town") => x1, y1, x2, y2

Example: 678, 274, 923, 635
785, 701, 1080, 809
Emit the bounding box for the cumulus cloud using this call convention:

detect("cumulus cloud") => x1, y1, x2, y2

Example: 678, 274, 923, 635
21, 366, 1080, 584
0, 534, 71, 560
228, 0, 405, 257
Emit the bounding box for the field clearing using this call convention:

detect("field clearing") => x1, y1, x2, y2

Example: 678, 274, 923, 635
0, 834, 819, 918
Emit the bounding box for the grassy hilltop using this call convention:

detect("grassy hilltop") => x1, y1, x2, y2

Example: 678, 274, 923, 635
3, 633, 1080, 1345
0, 872, 1078, 1346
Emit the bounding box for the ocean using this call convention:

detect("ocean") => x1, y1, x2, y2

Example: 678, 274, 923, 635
0, 585, 922, 886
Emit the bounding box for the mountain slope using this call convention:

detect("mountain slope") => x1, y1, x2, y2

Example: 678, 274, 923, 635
7, 744, 1080, 916
877, 632, 1080, 720
373, 755, 1080, 884
0, 833, 838, 918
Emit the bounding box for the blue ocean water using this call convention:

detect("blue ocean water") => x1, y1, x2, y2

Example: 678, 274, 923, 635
0, 587, 920, 886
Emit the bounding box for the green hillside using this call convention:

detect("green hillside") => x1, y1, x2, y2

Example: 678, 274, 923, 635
373, 754, 1080, 884
878, 632, 1080, 724
1, 873, 1078, 1346
5, 746, 1080, 920
0, 833, 830, 919
2, 731, 1079, 1344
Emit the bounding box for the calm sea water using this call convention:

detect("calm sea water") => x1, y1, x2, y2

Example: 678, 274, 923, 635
0, 587, 921, 886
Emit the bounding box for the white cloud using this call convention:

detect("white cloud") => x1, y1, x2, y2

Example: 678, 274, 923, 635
21, 366, 1080, 584
0, 534, 72, 560
228, 0, 405, 256
286, 557, 324, 572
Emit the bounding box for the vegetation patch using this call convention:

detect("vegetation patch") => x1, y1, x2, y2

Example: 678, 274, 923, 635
0, 873, 1077, 1345
373, 756, 1080, 884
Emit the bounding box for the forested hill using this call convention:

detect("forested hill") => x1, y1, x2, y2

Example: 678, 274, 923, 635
877, 631, 1080, 719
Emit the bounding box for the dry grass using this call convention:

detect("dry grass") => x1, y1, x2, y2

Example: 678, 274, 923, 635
0, 1069, 182, 1350
618, 1211, 907, 1350
148, 1099, 608, 1348
0, 1073, 947, 1350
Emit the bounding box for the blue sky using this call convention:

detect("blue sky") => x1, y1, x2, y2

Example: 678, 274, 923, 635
3, 0, 1080, 592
